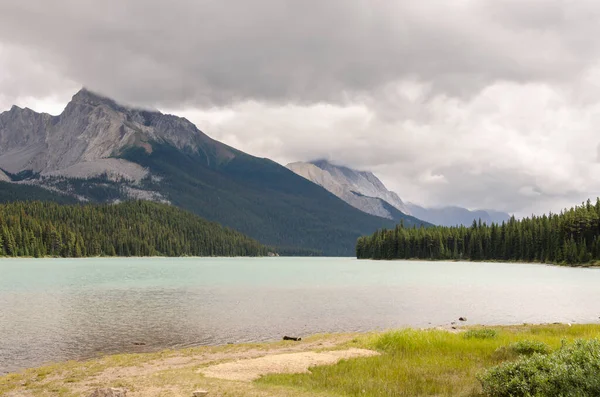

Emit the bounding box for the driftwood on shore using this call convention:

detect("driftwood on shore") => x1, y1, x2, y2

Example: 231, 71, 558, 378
283, 336, 302, 341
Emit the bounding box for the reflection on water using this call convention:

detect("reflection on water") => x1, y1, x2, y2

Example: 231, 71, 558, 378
1, 257, 599, 373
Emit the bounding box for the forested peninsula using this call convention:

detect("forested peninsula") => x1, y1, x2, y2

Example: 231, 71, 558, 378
357, 198, 600, 265
0, 201, 269, 257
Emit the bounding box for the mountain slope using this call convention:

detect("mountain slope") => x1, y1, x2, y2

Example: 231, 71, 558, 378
0, 89, 407, 255
287, 160, 412, 219
0, 169, 10, 182
0, 181, 78, 205
120, 143, 407, 255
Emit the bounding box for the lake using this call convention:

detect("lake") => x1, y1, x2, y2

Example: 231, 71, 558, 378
1, 257, 599, 373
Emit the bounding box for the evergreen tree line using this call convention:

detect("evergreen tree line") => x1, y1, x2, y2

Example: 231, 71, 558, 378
356, 198, 600, 265
0, 201, 269, 258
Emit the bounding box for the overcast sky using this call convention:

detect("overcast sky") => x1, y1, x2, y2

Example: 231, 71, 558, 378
1, 0, 600, 216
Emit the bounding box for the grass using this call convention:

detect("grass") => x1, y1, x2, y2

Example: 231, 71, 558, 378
2, 325, 600, 397
259, 324, 600, 397
463, 329, 499, 340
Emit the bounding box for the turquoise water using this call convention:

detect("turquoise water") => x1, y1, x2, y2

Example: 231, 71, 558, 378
1, 257, 599, 373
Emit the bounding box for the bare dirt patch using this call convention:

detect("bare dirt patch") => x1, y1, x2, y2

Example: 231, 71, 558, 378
1, 334, 362, 397
91, 334, 357, 382
199, 348, 380, 382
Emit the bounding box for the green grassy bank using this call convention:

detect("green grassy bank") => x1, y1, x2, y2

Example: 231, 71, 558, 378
261, 324, 600, 396
2, 324, 600, 397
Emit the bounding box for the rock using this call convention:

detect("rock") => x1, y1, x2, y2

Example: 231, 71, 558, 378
283, 336, 302, 341
193, 391, 209, 397
88, 388, 127, 397
451, 322, 456, 325
451, 326, 457, 330
132, 342, 146, 346
459, 317, 467, 322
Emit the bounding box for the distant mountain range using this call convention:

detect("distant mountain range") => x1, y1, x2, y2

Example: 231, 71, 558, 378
0, 89, 428, 255
287, 160, 511, 227
405, 204, 512, 227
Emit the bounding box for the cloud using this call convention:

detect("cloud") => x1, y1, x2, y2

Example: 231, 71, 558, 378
173, 80, 600, 216
0, 43, 78, 111
1, 0, 600, 216
1, 0, 599, 107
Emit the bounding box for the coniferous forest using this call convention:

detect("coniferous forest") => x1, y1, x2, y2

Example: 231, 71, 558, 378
0, 201, 269, 257
356, 198, 600, 266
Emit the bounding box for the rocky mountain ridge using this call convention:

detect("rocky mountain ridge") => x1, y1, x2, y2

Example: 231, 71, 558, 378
0, 88, 234, 182
286, 161, 407, 220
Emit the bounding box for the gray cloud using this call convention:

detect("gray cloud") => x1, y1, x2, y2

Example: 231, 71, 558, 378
1, 0, 598, 106
173, 80, 600, 216
1, 0, 600, 216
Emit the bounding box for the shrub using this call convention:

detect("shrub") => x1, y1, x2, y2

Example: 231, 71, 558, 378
492, 340, 550, 362
463, 329, 498, 340
479, 339, 600, 397
509, 340, 550, 356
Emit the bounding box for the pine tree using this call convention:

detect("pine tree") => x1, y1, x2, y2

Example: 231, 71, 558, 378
357, 198, 600, 266
0, 201, 269, 258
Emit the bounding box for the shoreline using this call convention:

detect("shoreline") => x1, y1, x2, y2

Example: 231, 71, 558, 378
3, 256, 600, 268
3, 323, 600, 396
3, 320, 589, 375
359, 257, 600, 269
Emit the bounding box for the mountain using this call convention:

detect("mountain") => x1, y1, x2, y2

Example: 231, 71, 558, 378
485, 209, 514, 225
0, 89, 416, 255
0, 89, 221, 184
286, 160, 511, 227
287, 160, 411, 220
406, 204, 511, 227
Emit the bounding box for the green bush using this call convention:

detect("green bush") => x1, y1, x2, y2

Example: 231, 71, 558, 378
479, 339, 600, 397
510, 340, 550, 356
492, 340, 550, 362
463, 329, 498, 340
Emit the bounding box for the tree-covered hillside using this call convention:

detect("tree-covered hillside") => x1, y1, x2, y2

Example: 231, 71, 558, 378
0, 182, 78, 205
121, 142, 418, 256
0, 201, 268, 257
357, 199, 600, 266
